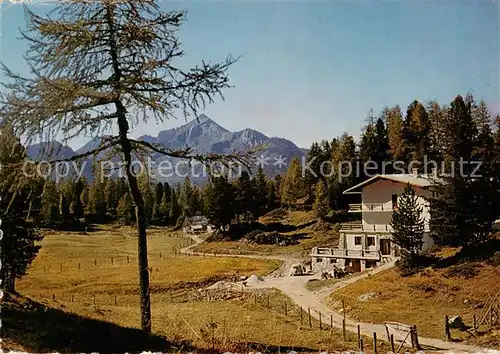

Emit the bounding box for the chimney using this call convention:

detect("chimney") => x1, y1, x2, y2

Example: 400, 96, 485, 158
412, 168, 419, 176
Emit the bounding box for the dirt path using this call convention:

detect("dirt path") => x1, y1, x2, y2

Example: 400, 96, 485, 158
180, 232, 490, 353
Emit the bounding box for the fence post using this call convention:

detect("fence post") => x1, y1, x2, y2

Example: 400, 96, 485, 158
52, 294, 55, 300
357, 325, 361, 344
342, 319, 346, 341
111, 257, 113, 265
78, 262, 81, 270
413, 325, 420, 350
71, 295, 74, 302
373, 332, 377, 354
445, 315, 451, 341
254, 294, 257, 307
127, 255, 130, 263
92, 295, 96, 305
159, 251, 162, 259
473, 313, 477, 330
342, 299, 346, 321
44, 266, 46, 274
330, 314, 333, 329
94, 259, 97, 266
267, 294, 270, 310
390, 334, 395, 352
60, 263, 63, 272
308, 307, 312, 328
300, 307, 303, 325
319, 312, 322, 330
410, 326, 415, 348
359, 337, 364, 351
284, 301, 287, 316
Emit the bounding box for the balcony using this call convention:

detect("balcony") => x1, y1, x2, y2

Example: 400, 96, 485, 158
348, 203, 394, 212
340, 222, 393, 233
311, 247, 381, 260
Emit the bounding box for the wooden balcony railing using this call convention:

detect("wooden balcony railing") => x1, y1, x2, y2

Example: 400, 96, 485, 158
348, 203, 392, 212
311, 247, 381, 260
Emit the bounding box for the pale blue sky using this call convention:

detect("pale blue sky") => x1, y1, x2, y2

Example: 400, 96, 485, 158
1, 1, 499, 149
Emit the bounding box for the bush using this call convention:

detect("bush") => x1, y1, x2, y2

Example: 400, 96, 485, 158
244, 231, 298, 246
444, 263, 480, 279
487, 251, 500, 267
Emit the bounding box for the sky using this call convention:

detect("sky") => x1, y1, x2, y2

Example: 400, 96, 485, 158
1, 0, 499, 149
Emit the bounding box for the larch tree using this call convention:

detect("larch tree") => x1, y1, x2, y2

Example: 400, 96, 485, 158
313, 181, 329, 220
0, 0, 250, 333
387, 106, 405, 161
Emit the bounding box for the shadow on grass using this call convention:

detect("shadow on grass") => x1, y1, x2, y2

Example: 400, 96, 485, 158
3, 293, 322, 353
2, 293, 172, 353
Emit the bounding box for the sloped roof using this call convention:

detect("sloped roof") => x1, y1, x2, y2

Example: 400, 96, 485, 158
343, 174, 435, 194
186, 215, 210, 226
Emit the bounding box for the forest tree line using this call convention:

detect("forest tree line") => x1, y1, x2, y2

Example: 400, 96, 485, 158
4, 93, 500, 232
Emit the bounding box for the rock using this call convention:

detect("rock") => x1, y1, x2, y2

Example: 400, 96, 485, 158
357, 292, 377, 302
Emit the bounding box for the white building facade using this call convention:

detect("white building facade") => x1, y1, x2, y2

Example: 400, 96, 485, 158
311, 173, 435, 273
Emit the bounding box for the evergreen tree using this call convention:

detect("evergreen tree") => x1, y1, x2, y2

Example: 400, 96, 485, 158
169, 189, 181, 224
429, 95, 494, 249
254, 166, 270, 215
104, 178, 119, 216
138, 173, 154, 223
235, 170, 256, 222
0, 123, 43, 292
41, 180, 60, 223
117, 192, 135, 225
427, 101, 447, 162
59, 193, 71, 222
389, 184, 425, 269
313, 181, 329, 219
152, 182, 164, 221
204, 176, 234, 230
70, 179, 85, 219
86, 179, 107, 221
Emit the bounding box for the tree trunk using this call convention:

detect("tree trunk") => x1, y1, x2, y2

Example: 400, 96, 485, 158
117, 105, 152, 334
105, 3, 151, 333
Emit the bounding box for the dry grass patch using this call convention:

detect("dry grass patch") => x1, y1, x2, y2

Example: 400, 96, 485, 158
193, 210, 339, 257
17, 226, 280, 298
327, 263, 500, 347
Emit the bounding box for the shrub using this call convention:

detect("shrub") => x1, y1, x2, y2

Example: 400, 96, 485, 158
444, 263, 479, 279
244, 231, 297, 245
487, 251, 500, 267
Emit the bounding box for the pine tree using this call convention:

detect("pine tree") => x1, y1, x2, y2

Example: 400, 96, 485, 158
429, 95, 494, 249
313, 181, 329, 219
0, 123, 43, 292
70, 179, 85, 219
41, 180, 60, 223
104, 178, 118, 216
204, 176, 234, 230
235, 170, 256, 222
152, 182, 164, 221
254, 166, 269, 215
169, 189, 181, 224
389, 184, 425, 269
117, 192, 135, 225
86, 180, 107, 221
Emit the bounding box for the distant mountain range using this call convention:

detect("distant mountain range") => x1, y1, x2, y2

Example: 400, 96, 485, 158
27, 115, 307, 184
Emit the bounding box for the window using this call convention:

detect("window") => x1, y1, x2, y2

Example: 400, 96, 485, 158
354, 237, 362, 246
316, 258, 322, 263
392, 194, 398, 210
367, 237, 375, 247
330, 258, 336, 264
